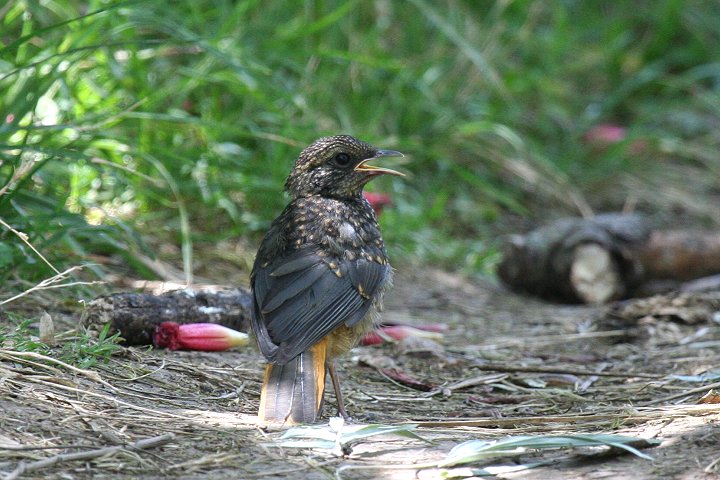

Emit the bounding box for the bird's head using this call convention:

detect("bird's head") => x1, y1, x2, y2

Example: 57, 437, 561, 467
285, 135, 404, 198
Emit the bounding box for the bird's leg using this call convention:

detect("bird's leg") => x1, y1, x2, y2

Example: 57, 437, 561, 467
327, 361, 350, 421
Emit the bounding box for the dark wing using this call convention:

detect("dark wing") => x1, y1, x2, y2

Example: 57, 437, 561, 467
251, 246, 389, 365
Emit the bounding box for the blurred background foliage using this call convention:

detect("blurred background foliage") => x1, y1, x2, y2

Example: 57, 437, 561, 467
1, 0, 719, 291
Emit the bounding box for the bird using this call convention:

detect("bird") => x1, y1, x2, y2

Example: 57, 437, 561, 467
250, 135, 404, 425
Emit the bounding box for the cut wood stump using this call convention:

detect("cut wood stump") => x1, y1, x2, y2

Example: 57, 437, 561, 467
497, 213, 720, 304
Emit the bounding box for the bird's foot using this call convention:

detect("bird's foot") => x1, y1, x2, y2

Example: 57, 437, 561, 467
337, 408, 352, 423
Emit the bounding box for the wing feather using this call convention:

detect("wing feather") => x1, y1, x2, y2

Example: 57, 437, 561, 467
251, 245, 389, 364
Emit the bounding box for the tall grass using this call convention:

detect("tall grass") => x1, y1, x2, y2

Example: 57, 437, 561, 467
1, 0, 719, 289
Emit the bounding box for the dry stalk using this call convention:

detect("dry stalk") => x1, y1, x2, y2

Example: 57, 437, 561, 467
0, 350, 115, 390
470, 363, 661, 379
9, 376, 188, 419
642, 381, 720, 406
0, 217, 60, 275
3, 433, 174, 480
0, 265, 104, 306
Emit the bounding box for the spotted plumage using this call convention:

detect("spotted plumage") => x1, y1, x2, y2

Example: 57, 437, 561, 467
251, 135, 403, 424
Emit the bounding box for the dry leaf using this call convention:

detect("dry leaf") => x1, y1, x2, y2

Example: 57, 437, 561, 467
379, 367, 436, 391
698, 390, 720, 404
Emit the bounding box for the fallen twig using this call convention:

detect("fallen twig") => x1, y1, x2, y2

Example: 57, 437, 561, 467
642, 380, 720, 406
457, 330, 628, 349
705, 455, 720, 474
3, 433, 174, 480
471, 363, 661, 379
422, 373, 508, 397
408, 403, 720, 428
0, 350, 117, 391
7, 376, 188, 419
407, 413, 645, 428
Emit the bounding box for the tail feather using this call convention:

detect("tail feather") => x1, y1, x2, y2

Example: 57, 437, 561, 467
259, 340, 327, 424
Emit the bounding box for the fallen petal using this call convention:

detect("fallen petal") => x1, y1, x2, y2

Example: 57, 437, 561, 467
153, 322, 249, 351
360, 325, 444, 346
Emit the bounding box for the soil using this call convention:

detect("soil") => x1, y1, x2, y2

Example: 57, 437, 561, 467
1, 266, 719, 479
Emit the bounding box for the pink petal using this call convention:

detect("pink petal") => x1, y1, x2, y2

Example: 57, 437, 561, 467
363, 192, 392, 215
153, 322, 248, 351
583, 123, 627, 145
360, 325, 444, 346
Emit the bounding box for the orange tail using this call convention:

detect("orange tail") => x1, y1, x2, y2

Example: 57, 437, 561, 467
259, 340, 327, 425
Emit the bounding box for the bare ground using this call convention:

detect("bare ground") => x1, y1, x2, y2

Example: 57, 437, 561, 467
1, 267, 719, 479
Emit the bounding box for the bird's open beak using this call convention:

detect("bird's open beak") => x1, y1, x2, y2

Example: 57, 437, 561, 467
354, 150, 405, 177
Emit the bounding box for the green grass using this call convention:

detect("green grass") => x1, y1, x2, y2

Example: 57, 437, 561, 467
58, 323, 123, 368
0, 317, 50, 354
1, 0, 719, 290
0, 316, 121, 368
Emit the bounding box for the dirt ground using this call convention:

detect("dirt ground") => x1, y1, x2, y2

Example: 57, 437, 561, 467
1, 266, 719, 479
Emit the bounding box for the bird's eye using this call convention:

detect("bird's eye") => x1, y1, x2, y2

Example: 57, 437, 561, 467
333, 152, 352, 167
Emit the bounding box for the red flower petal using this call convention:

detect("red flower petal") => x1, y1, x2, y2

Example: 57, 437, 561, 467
153, 322, 249, 351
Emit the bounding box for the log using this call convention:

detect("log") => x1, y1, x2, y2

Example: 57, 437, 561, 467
497, 214, 648, 304
81, 288, 253, 345
497, 213, 720, 304
638, 230, 720, 281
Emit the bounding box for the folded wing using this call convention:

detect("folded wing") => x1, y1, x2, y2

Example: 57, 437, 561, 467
251, 247, 388, 365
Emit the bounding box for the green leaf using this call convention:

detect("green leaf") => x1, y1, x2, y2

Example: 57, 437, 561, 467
440, 434, 657, 468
